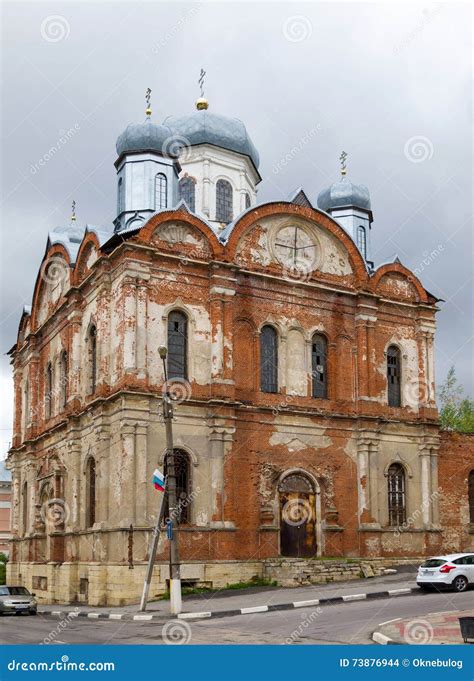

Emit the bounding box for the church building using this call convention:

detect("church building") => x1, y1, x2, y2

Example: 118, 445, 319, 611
6, 89, 474, 605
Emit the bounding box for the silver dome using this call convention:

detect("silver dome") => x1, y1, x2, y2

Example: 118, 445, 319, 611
317, 177, 371, 212
164, 110, 260, 169
116, 118, 176, 158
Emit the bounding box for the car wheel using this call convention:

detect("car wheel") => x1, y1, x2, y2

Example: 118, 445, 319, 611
453, 575, 468, 592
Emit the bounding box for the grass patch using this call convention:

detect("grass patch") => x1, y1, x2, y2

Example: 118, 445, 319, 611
157, 576, 277, 600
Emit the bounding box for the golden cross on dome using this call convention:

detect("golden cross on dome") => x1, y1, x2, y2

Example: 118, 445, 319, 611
198, 68, 206, 97
340, 150, 348, 176
145, 87, 152, 117
71, 200, 76, 222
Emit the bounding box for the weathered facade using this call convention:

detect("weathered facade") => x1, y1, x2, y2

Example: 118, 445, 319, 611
6, 96, 474, 605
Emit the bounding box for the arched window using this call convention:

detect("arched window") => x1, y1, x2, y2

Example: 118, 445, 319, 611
216, 179, 233, 223
45, 362, 53, 419
260, 325, 278, 393
167, 311, 188, 380
244, 192, 251, 210
178, 176, 196, 212
357, 226, 367, 259
155, 173, 167, 210
117, 177, 123, 215
387, 463, 406, 526
469, 470, 474, 524
88, 325, 97, 394
163, 449, 191, 524
387, 345, 401, 407
60, 350, 68, 409
312, 334, 328, 399
22, 481, 28, 535
86, 457, 96, 528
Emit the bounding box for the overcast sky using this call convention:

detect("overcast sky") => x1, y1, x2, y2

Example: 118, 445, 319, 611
1, 1, 472, 457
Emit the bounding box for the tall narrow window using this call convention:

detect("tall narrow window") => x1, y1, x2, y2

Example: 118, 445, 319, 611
23, 380, 29, 433
469, 470, 474, 524
387, 463, 406, 526
312, 334, 328, 398
260, 325, 278, 393
178, 176, 196, 212
22, 482, 28, 535
60, 350, 68, 409
244, 192, 251, 210
88, 326, 97, 394
357, 226, 367, 259
167, 311, 188, 380
155, 173, 167, 210
387, 345, 401, 407
164, 449, 191, 524
45, 362, 53, 419
117, 177, 123, 215
216, 179, 233, 223
86, 458, 96, 528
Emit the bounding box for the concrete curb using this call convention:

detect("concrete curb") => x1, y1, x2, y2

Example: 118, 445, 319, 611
39, 586, 421, 622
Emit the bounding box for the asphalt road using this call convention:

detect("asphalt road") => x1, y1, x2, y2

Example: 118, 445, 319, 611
0, 589, 470, 645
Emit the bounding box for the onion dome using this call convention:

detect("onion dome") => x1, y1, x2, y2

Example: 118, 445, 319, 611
164, 99, 260, 170
115, 118, 177, 158
317, 176, 371, 213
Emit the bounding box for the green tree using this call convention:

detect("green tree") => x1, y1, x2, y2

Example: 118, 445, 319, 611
438, 366, 474, 433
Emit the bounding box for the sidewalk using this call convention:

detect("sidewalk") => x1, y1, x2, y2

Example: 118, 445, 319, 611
373, 610, 474, 645
39, 571, 420, 621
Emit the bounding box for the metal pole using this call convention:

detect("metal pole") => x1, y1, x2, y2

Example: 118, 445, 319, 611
139, 346, 182, 614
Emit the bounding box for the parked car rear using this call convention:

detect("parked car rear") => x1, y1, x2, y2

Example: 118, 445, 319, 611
0, 586, 37, 615
417, 554, 474, 592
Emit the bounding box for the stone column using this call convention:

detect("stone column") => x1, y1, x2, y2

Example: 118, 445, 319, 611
119, 421, 136, 526
96, 427, 111, 526
136, 279, 148, 381
135, 423, 148, 525
209, 294, 224, 381
202, 158, 210, 217
355, 319, 369, 399
68, 308, 83, 404
430, 448, 440, 526
366, 319, 376, 397
357, 442, 370, 524
122, 278, 137, 375
11, 467, 21, 535
68, 434, 82, 530
368, 442, 380, 525
208, 420, 235, 527
419, 447, 432, 527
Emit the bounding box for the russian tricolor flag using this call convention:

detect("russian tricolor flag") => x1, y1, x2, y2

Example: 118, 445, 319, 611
152, 468, 165, 492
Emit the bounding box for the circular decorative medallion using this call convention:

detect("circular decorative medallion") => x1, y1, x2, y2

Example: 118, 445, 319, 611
273, 225, 317, 273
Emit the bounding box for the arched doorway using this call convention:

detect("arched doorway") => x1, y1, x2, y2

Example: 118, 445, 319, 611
279, 473, 317, 557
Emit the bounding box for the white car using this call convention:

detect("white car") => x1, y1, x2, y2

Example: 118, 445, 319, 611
417, 553, 474, 592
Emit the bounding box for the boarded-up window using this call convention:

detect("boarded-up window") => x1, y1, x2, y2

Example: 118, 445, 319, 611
164, 449, 190, 524
60, 350, 68, 409
216, 179, 233, 223
45, 362, 53, 419
167, 311, 188, 380
312, 334, 328, 398
86, 458, 96, 528
387, 345, 401, 407
88, 326, 97, 394
469, 470, 474, 523
388, 463, 406, 526
178, 176, 196, 212
260, 325, 278, 393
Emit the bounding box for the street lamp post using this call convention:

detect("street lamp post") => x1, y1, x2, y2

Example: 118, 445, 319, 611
139, 345, 182, 614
